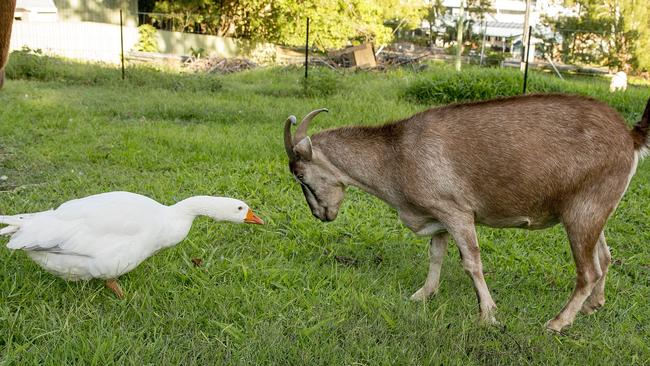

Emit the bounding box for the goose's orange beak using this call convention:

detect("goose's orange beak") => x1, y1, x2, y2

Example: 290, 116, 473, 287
244, 209, 264, 225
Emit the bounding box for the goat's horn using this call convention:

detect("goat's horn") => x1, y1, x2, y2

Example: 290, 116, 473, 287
294, 108, 328, 144
284, 115, 297, 159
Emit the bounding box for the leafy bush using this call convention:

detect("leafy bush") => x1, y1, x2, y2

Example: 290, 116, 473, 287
402, 66, 572, 104
189, 47, 206, 59
401, 63, 650, 124
5, 46, 51, 80
5, 50, 222, 92
134, 25, 159, 53
481, 51, 507, 67
300, 67, 340, 98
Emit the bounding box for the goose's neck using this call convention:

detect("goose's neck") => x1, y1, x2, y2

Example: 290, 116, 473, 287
171, 196, 226, 219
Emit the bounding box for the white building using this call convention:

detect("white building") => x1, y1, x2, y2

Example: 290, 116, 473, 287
423, 0, 576, 57
14, 0, 58, 22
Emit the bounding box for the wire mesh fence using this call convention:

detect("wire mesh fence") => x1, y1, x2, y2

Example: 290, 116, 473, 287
9, 8, 137, 64
6, 5, 634, 81
391, 23, 624, 78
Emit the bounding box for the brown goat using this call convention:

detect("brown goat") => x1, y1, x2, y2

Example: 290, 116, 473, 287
284, 94, 650, 332
0, 0, 17, 88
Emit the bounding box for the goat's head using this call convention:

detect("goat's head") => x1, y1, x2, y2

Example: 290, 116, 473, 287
284, 109, 345, 222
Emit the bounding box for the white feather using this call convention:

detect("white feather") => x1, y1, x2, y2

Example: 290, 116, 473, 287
1, 191, 255, 281
0, 225, 18, 235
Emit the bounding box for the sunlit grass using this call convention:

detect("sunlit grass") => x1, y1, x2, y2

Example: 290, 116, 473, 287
1, 59, 649, 364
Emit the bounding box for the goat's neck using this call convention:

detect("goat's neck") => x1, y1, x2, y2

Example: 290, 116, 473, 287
315, 127, 399, 203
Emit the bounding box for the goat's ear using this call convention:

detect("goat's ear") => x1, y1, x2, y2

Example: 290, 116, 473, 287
294, 137, 313, 161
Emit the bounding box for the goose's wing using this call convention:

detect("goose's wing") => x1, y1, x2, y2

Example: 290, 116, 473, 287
6, 192, 167, 256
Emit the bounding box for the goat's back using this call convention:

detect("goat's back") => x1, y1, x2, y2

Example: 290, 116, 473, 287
398, 94, 635, 225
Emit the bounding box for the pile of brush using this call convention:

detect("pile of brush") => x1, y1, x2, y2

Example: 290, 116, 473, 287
185, 56, 257, 74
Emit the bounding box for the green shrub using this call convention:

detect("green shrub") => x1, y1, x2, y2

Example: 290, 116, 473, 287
300, 67, 340, 98
134, 25, 159, 53
402, 66, 573, 105
6, 47, 50, 80
189, 47, 206, 59
403, 67, 519, 104
401, 64, 650, 123
482, 51, 506, 67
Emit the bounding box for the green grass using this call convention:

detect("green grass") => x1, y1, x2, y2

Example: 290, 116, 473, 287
1, 55, 650, 365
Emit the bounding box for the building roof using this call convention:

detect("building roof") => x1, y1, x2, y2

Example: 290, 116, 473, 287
15, 0, 57, 12
480, 21, 526, 37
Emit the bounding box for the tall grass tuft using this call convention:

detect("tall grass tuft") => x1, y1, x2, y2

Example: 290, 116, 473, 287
402, 63, 649, 123
401, 66, 572, 105
5, 48, 222, 92
301, 67, 340, 98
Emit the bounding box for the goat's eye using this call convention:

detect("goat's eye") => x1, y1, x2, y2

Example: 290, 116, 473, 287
238, 206, 243, 211
296, 174, 304, 180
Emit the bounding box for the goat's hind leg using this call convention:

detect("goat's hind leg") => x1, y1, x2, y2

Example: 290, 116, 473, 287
411, 233, 449, 301
581, 231, 611, 314
546, 213, 606, 332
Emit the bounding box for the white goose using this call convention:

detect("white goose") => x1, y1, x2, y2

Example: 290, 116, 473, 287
0, 191, 264, 298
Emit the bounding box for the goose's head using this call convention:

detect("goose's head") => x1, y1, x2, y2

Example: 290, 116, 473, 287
219, 198, 265, 225
175, 196, 264, 225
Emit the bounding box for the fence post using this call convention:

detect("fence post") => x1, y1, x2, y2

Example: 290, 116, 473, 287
520, 0, 532, 72
120, 9, 125, 80
304, 17, 310, 79
479, 20, 487, 66
455, 0, 465, 72
522, 25, 532, 94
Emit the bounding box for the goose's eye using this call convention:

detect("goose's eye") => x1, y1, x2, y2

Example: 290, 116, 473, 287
238, 206, 243, 211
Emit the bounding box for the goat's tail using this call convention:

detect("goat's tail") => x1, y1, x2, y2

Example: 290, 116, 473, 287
631, 98, 650, 156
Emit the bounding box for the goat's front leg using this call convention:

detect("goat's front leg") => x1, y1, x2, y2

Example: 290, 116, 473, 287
411, 232, 449, 301
447, 221, 497, 324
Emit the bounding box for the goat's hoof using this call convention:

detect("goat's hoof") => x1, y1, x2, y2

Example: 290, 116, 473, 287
478, 302, 499, 325
580, 298, 604, 315
545, 318, 569, 334
480, 312, 500, 326
410, 287, 435, 301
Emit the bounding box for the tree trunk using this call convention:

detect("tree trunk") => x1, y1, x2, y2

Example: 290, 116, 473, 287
0, 0, 17, 88
455, 0, 465, 71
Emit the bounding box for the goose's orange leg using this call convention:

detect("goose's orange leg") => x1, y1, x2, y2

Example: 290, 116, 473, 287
105, 278, 124, 299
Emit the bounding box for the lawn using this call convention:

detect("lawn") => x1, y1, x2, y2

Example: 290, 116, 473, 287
1, 55, 650, 364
